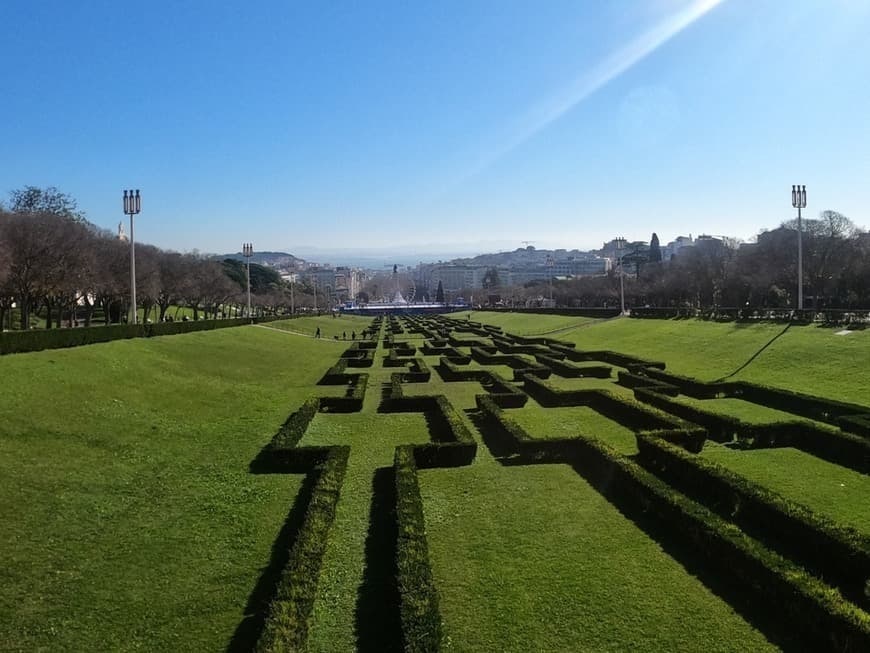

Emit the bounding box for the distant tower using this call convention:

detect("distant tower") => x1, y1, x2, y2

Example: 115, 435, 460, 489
118, 221, 128, 242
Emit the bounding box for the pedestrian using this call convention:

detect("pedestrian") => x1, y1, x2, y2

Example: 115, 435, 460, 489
343, 331, 347, 340
352, 331, 356, 340
315, 327, 321, 339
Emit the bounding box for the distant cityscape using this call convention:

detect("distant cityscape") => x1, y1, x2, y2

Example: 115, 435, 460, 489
232, 233, 726, 304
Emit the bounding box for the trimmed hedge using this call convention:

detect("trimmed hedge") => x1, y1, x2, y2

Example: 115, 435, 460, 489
521, 377, 687, 431
267, 397, 321, 449
320, 374, 368, 413
395, 445, 444, 652
565, 435, 870, 652
616, 370, 679, 394
730, 381, 870, 426
636, 434, 870, 608
639, 367, 731, 399
318, 358, 349, 384
256, 446, 350, 652
0, 316, 285, 355
548, 345, 666, 371
536, 353, 613, 379
633, 387, 743, 442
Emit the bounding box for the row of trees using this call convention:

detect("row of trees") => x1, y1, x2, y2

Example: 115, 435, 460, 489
443, 211, 870, 311
0, 187, 318, 330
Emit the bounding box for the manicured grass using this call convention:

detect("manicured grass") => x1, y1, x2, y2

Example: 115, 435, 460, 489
508, 404, 639, 455
418, 461, 778, 652
0, 326, 332, 650
558, 318, 870, 403
673, 396, 820, 425
700, 443, 870, 536
451, 310, 602, 335
270, 314, 373, 339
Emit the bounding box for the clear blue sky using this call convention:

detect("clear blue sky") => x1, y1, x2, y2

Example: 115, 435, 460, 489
2, 0, 869, 256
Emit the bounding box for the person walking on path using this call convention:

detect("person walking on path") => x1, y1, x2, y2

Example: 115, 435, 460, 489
315, 327, 321, 339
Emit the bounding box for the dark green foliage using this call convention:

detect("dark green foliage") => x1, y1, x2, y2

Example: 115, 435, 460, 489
633, 387, 743, 442
731, 382, 870, 426
565, 435, 870, 652
401, 359, 431, 383
0, 317, 281, 355
639, 368, 732, 399
550, 345, 666, 370
318, 359, 349, 384
537, 353, 614, 379
256, 447, 350, 652
840, 414, 870, 438
320, 375, 368, 413
394, 446, 443, 653
268, 397, 322, 449
636, 434, 870, 608
616, 370, 679, 394
222, 258, 283, 293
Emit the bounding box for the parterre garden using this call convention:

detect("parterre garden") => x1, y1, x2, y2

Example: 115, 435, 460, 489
2, 313, 869, 651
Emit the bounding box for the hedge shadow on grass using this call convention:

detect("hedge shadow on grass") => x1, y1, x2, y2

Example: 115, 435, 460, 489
355, 466, 403, 653
226, 471, 319, 653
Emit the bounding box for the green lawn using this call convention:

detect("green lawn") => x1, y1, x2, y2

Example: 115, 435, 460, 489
700, 443, 870, 536
418, 461, 778, 652
558, 318, 870, 403
451, 310, 602, 335
508, 403, 639, 455
3, 313, 867, 651
269, 314, 373, 340
0, 326, 334, 650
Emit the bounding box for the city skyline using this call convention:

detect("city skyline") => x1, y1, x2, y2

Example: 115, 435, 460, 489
2, 1, 869, 253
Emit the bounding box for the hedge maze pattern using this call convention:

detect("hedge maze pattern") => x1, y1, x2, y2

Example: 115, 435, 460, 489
241, 314, 870, 652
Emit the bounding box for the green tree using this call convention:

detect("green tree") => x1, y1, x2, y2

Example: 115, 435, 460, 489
649, 233, 662, 263
435, 280, 445, 303
482, 267, 501, 289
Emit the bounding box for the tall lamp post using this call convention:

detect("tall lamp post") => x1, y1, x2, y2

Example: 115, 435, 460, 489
123, 190, 141, 324
546, 254, 554, 303
615, 237, 626, 315
242, 243, 253, 320
791, 185, 807, 311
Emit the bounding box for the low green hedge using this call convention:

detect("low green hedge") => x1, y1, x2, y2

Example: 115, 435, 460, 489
320, 374, 368, 413
0, 316, 282, 355
549, 346, 666, 370
521, 377, 687, 431
318, 359, 349, 385
267, 397, 321, 449
567, 435, 870, 651
394, 446, 443, 653
633, 387, 742, 442
639, 367, 731, 399
536, 353, 613, 379
616, 370, 679, 395
256, 446, 350, 652
731, 381, 870, 426
637, 433, 870, 608
840, 414, 870, 438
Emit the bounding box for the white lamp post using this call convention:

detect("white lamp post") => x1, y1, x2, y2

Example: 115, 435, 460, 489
615, 237, 626, 315
242, 243, 253, 320
791, 185, 807, 311
123, 190, 141, 324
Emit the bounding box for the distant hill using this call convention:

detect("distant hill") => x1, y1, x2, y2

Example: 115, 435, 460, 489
218, 251, 302, 267
451, 246, 596, 267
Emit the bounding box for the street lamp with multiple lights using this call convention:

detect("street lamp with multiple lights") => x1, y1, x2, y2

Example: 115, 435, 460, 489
242, 242, 253, 320
615, 237, 627, 315
791, 184, 807, 311
122, 190, 141, 324
546, 254, 554, 303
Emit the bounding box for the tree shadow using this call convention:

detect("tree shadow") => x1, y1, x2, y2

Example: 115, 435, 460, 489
713, 323, 792, 382
226, 470, 318, 652
355, 466, 403, 653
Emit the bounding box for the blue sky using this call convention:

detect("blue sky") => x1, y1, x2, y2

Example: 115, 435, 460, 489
2, 0, 869, 257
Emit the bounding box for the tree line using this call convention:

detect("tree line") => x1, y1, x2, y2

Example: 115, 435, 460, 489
0, 187, 317, 330
463, 211, 870, 312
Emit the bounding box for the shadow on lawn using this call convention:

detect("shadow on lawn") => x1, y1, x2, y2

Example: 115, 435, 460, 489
355, 466, 403, 653
226, 471, 318, 653
713, 323, 792, 382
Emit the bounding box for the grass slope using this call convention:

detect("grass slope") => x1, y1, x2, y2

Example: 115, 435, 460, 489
451, 311, 601, 335
0, 326, 336, 650
559, 318, 870, 403
269, 314, 373, 339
